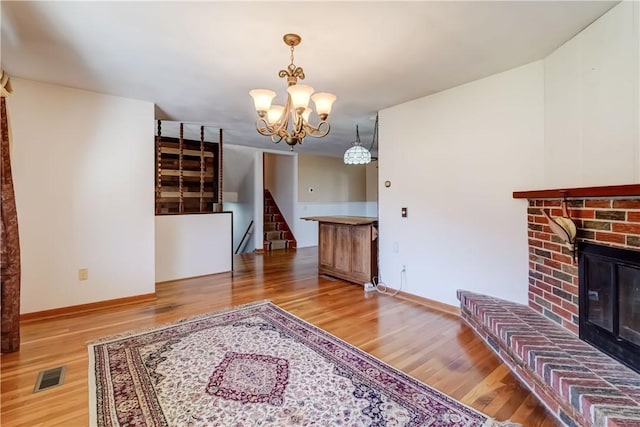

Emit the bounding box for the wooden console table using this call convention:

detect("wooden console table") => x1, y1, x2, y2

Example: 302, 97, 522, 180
301, 216, 378, 285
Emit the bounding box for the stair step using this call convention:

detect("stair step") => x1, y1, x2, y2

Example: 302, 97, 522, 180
264, 230, 283, 240
268, 240, 288, 250
264, 222, 279, 232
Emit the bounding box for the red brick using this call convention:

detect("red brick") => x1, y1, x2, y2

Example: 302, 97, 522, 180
550, 208, 564, 217
571, 209, 595, 219
552, 304, 572, 320
563, 321, 579, 335
561, 299, 579, 315
544, 291, 562, 306
562, 282, 579, 296
628, 212, 640, 223
529, 301, 543, 313
552, 252, 573, 264
528, 215, 535, 223
529, 285, 544, 297
536, 264, 552, 275
612, 222, 640, 234
543, 200, 561, 207
543, 275, 562, 288
544, 259, 562, 270
534, 384, 559, 412
534, 216, 548, 224
534, 232, 550, 241
543, 242, 562, 252
529, 238, 544, 248
613, 200, 640, 209
535, 280, 552, 293
585, 200, 612, 208
595, 231, 626, 245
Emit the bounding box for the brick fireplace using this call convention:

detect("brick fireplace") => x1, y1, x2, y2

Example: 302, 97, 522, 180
525, 197, 640, 336
514, 185, 640, 342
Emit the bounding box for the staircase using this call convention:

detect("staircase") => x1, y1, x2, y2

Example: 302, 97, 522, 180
263, 189, 296, 251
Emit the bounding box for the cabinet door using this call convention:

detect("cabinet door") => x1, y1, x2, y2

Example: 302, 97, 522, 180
351, 225, 371, 279
319, 223, 335, 269
334, 225, 352, 273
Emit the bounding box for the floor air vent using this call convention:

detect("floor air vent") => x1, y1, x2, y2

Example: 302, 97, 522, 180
33, 366, 66, 393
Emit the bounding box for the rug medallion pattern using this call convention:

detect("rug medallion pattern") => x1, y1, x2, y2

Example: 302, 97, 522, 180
89, 302, 508, 426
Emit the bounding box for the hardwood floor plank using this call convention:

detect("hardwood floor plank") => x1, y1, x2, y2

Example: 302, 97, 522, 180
0, 248, 558, 426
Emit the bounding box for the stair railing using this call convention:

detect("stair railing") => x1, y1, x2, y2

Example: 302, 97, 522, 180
235, 220, 254, 254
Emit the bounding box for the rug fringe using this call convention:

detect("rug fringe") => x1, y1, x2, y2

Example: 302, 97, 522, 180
87, 299, 272, 346
483, 420, 522, 427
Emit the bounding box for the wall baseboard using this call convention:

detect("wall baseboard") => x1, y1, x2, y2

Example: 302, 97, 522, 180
20, 293, 157, 322
381, 288, 461, 316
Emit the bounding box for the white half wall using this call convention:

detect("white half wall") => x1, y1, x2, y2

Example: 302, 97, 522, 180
378, 62, 545, 306
9, 78, 155, 313
155, 213, 232, 282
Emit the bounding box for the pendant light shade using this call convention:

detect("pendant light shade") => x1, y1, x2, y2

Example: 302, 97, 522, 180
344, 142, 372, 164
344, 114, 378, 165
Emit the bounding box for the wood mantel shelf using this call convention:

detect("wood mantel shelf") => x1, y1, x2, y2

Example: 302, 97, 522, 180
513, 184, 640, 199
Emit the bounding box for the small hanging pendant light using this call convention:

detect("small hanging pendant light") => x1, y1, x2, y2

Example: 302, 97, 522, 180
344, 114, 377, 165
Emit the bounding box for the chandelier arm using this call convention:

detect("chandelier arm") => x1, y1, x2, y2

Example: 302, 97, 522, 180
303, 120, 330, 138
255, 118, 277, 137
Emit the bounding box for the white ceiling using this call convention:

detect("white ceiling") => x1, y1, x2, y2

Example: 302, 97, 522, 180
1, 1, 617, 157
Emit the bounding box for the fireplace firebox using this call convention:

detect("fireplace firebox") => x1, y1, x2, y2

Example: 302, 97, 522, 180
579, 243, 640, 374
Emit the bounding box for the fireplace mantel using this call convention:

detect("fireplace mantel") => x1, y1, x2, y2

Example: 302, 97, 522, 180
513, 184, 640, 199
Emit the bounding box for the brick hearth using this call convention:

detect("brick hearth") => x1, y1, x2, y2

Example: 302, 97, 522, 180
527, 198, 640, 335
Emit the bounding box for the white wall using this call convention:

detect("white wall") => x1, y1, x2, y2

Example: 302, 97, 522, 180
155, 213, 232, 282
365, 162, 379, 217
544, 1, 640, 187
295, 154, 374, 247
9, 78, 155, 313
223, 145, 257, 253
379, 62, 545, 306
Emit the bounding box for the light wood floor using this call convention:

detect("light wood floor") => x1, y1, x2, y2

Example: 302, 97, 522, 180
1, 247, 558, 426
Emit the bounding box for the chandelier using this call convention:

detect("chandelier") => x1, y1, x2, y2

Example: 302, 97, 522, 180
249, 34, 336, 150
344, 114, 378, 165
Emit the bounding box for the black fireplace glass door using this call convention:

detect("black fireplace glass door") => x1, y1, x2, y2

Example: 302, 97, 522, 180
619, 265, 640, 346
587, 259, 613, 332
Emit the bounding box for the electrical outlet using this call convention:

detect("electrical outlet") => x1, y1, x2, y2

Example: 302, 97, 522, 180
78, 268, 88, 281
364, 282, 376, 292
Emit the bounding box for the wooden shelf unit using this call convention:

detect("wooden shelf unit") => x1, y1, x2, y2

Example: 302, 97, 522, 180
155, 131, 222, 215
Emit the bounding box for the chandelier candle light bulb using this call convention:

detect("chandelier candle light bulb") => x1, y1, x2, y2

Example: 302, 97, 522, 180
249, 33, 336, 150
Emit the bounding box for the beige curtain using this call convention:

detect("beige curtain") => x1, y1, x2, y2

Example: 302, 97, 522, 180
1, 70, 20, 353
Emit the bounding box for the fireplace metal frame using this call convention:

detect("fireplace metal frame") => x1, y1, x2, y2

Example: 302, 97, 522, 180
579, 242, 640, 374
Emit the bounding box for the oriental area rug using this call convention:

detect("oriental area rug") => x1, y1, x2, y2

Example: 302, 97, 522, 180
88, 301, 518, 426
